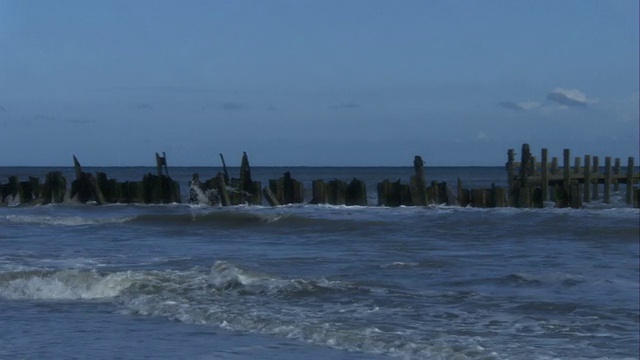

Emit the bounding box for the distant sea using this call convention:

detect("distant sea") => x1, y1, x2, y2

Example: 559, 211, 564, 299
1, 166, 638, 359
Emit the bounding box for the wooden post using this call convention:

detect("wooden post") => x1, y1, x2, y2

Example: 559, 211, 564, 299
507, 149, 515, 206
573, 157, 581, 174
626, 157, 635, 204
327, 179, 347, 205
346, 178, 367, 206
217, 172, 231, 206
239, 152, 253, 196
410, 155, 428, 206
529, 156, 537, 176
563, 149, 571, 193
604, 157, 612, 203
541, 148, 549, 203
583, 155, 591, 203
613, 158, 621, 192
519, 144, 532, 207
311, 180, 326, 204
219, 153, 230, 184
457, 178, 470, 207
592, 156, 599, 200
263, 186, 280, 206
550, 157, 558, 175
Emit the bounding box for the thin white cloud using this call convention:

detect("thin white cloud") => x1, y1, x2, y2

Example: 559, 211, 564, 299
476, 131, 488, 140
498, 100, 540, 111
546, 88, 597, 107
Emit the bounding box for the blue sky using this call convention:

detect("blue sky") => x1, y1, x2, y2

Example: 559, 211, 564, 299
0, 1, 638, 166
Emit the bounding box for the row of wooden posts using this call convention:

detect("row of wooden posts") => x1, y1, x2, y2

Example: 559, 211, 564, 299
0, 153, 180, 206
507, 144, 639, 208
1, 146, 638, 208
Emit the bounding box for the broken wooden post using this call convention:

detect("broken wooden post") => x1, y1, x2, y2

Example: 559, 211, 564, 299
217, 172, 231, 206
263, 187, 280, 206
70, 155, 106, 205
219, 153, 230, 184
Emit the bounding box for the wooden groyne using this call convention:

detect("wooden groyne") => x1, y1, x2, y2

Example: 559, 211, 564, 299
507, 144, 639, 208
1, 145, 638, 208
0, 154, 180, 206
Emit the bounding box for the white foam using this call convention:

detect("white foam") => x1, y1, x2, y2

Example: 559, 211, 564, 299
0, 269, 135, 300
3, 214, 133, 226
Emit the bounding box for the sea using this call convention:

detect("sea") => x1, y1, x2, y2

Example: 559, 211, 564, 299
0, 166, 638, 360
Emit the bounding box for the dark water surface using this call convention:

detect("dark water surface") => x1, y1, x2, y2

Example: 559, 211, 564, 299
0, 167, 638, 359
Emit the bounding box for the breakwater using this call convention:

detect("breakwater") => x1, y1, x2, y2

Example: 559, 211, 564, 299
1, 144, 638, 208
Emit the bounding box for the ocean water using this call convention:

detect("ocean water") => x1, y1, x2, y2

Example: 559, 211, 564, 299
0, 166, 638, 360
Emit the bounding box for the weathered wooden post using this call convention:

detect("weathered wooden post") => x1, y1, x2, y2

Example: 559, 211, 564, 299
550, 157, 559, 175
71, 155, 106, 205
377, 179, 391, 206
311, 180, 326, 204
507, 149, 515, 207
410, 155, 428, 206
592, 156, 599, 200
490, 183, 507, 208
519, 144, 532, 207
604, 157, 612, 203
626, 157, 635, 205
573, 157, 581, 174
239, 152, 252, 196
541, 148, 549, 203
346, 178, 367, 206
583, 155, 591, 203
327, 179, 347, 205
43, 172, 67, 204
563, 149, 571, 192
263, 186, 280, 206
457, 178, 470, 207
219, 153, 230, 184
613, 158, 621, 192
217, 172, 231, 206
